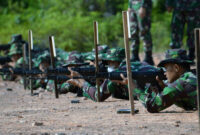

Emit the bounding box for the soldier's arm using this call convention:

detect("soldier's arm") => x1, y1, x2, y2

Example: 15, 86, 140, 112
135, 80, 179, 113
138, 71, 197, 113
82, 79, 111, 102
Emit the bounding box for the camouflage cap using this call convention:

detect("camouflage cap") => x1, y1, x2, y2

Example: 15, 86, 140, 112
101, 48, 125, 62
158, 49, 194, 67
8, 43, 22, 56
9, 34, 23, 44
83, 45, 110, 61
84, 52, 105, 61
62, 51, 85, 67
34, 51, 51, 67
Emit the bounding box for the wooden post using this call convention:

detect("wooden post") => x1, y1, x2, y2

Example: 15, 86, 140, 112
49, 36, 59, 98
28, 30, 33, 95
195, 28, 200, 127
94, 21, 100, 102
22, 43, 28, 90
122, 11, 135, 115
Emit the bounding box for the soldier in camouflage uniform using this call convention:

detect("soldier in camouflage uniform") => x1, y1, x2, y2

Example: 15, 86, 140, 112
1, 40, 24, 81
46, 51, 85, 96
129, 0, 154, 65
128, 49, 197, 113
24, 50, 52, 90
67, 48, 126, 101
166, 0, 200, 61
59, 46, 109, 96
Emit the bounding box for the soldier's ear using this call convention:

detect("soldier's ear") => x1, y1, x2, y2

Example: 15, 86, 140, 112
174, 64, 180, 72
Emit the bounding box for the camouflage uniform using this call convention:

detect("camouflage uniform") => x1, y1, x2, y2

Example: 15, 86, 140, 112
46, 51, 84, 96
166, 0, 200, 60
135, 49, 197, 113
21, 50, 52, 90
1, 40, 24, 81
82, 48, 126, 101
129, 0, 154, 65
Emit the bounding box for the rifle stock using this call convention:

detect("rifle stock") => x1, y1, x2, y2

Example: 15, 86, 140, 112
0, 44, 11, 51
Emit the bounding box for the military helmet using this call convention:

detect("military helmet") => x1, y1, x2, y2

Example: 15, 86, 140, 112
8, 43, 22, 56
101, 48, 125, 62
158, 49, 194, 67
9, 34, 23, 44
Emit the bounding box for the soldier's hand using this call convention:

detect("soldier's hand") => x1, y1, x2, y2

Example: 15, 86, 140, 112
139, 7, 146, 19
111, 73, 128, 85
67, 67, 81, 78
67, 79, 85, 88
156, 76, 166, 89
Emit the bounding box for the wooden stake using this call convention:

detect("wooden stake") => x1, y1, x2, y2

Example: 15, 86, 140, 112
22, 43, 28, 90
49, 36, 59, 98
94, 21, 100, 102
122, 11, 135, 115
195, 28, 200, 127
28, 30, 33, 95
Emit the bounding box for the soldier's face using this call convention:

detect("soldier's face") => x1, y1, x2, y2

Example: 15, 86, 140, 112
107, 61, 120, 68
39, 62, 50, 72
11, 54, 21, 62
164, 63, 179, 83
107, 61, 120, 72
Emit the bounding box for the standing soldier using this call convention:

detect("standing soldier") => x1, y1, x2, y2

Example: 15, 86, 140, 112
166, 0, 200, 61
128, 0, 154, 65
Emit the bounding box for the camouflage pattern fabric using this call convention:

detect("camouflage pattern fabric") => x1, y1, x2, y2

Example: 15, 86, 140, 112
56, 48, 69, 61
8, 43, 23, 56
82, 45, 110, 61
166, 0, 200, 11
101, 47, 125, 62
46, 80, 83, 96
62, 51, 84, 66
166, 0, 200, 60
46, 80, 60, 92
129, 0, 153, 54
60, 82, 83, 96
135, 71, 197, 113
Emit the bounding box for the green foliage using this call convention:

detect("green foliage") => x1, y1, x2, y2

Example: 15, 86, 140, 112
0, 0, 173, 53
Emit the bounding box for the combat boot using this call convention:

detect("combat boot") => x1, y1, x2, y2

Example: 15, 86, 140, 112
143, 51, 154, 65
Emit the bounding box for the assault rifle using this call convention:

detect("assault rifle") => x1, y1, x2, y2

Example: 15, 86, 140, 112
0, 44, 11, 51
46, 66, 108, 76
45, 66, 166, 84
0, 68, 43, 76
0, 66, 166, 89
0, 56, 12, 65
